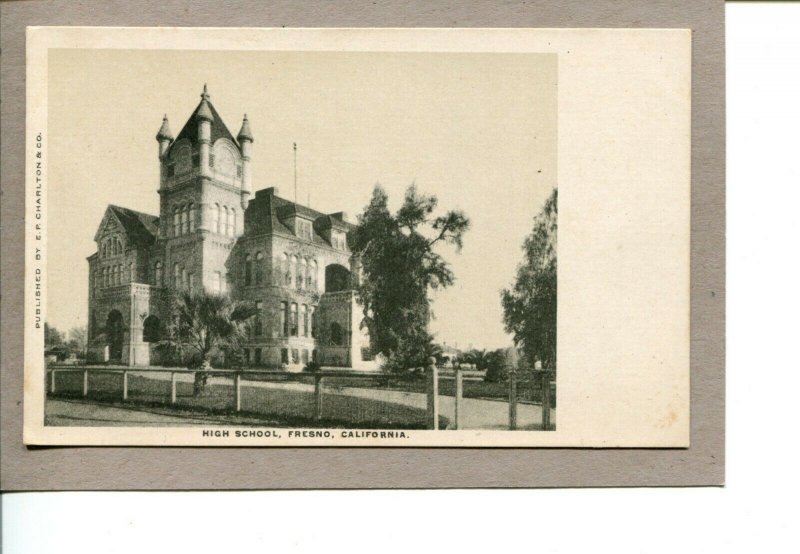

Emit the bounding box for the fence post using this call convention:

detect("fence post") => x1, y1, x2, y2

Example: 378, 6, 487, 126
50, 369, 57, 394
509, 370, 517, 430
83, 369, 89, 397
170, 372, 177, 404
122, 371, 128, 400
235, 372, 242, 412
541, 372, 551, 431
426, 359, 439, 430
454, 367, 463, 430
314, 375, 323, 421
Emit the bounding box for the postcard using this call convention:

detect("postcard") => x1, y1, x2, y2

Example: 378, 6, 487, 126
23, 27, 690, 446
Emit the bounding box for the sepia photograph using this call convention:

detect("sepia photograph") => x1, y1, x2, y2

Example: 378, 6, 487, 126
24, 27, 690, 446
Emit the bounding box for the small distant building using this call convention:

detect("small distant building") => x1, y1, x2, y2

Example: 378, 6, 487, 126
86, 86, 372, 370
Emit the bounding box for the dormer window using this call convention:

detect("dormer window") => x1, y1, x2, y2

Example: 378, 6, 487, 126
297, 219, 313, 241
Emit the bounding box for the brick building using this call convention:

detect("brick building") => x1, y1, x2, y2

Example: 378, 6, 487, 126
87, 86, 373, 370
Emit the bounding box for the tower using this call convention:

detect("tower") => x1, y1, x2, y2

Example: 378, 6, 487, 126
154, 85, 252, 293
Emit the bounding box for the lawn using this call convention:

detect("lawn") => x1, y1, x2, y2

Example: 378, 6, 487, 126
47, 371, 449, 429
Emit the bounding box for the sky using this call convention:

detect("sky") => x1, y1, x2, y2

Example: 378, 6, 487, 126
46, 48, 556, 350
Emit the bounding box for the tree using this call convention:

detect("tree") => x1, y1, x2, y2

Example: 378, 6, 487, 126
501, 188, 557, 370
350, 184, 470, 372
67, 326, 88, 357
161, 290, 258, 395
44, 322, 65, 348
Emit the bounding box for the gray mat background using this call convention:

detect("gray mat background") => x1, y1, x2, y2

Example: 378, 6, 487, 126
0, 0, 724, 490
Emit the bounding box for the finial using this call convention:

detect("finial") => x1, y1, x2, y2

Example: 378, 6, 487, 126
201, 83, 210, 100
156, 114, 173, 141
237, 113, 254, 142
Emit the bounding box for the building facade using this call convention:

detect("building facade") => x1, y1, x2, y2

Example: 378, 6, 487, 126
87, 86, 373, 370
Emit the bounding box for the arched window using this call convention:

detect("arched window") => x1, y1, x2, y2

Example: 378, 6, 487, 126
244, 254, 252, 286
254, 301, 263, 336
330, 322, 344, 346
173, 206, 180, 236
291, 255, 299, 290
173, 263, 180, 287
188, 273, 195, 294
117, 237, 122, 255
280, 301, 288, 337
128, 262, 133, 283
181, 205, 188, 235
298, 258, 307, 290
290, 303, 298, 336
188, 203, 195, 232
255, 252, 264, 285
212, 203, 220, 234
310, 306, 317, 338
222, 206, 229, 236
281, 253, 290, 286
301, 304, 308, 337
154, 261, 163, 286
143, 316, 161, 343
102, 267, 107, 287
181, 267, 187, 289
228, 208, 236, 236
308, 259, 317, 290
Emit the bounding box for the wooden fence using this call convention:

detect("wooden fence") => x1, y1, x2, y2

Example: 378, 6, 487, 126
47, 365, 555, 430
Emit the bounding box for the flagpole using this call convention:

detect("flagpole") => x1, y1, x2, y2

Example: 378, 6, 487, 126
293, 142, 298, 205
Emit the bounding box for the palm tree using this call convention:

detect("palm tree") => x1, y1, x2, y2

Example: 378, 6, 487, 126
162, 290, 258, 396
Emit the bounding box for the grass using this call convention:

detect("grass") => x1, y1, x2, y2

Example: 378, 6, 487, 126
46, 371, 448, 429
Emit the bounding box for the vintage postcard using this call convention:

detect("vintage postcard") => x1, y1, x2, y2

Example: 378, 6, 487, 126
24, 27, 690, 447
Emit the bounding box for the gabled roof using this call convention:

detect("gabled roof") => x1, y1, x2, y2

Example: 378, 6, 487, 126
171, 91, 239, 154
98, 205, 159, 247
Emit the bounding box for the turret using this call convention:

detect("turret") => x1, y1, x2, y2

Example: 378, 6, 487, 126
155, 114, 173, 158
196, 84, 214, 177
237, 114, 254, 209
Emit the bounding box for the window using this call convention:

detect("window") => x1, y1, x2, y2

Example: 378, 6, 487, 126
281, 253, 290, 286
173, 206, 180, 236
280, 301, 288, 337
291, 349, 299, 364
255, 252, 263, 285
302, 349, 309, 365
181, 268, 187, 289
295, 256, 303, 290
128, 262, 133, 283
280, 348, 289, 364
310, 307, 317, 338
212, 204, 220, 234
102, 267, 108, 287
244, 254, 252, 286
154, 261, 163, 286
174, 263, 180, 287
243, 348, 250, 364
181, 205, 188, 235
290, 303, 298, 336
254, 348, 262, 366
254, 301, 263, 336
312, 349, 318, 363
291, 255, 298, 289
209, 153, 215, 169
188, 273, 195, 294
307, 259, 316, 290
301, 304, 308, 337
229, 208, 236, 236
222, 206, 229, 237
330, 322, 344, 346
188, 203, 195, 232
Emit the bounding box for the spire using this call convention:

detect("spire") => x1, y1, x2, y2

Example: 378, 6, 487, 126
237, 114, 254, 142
196, 84, 214, 122
155, 114, 173, 141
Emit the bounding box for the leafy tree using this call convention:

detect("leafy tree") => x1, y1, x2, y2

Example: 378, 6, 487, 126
501, 188, 557, 370
350, 184, 470, 372
484, 348, 512, 383
161, 290, 257, 395
44, 322, 65, 348
67, 326, 88, 357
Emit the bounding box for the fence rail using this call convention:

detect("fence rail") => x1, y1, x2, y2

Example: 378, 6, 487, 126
47, 365, 555, 430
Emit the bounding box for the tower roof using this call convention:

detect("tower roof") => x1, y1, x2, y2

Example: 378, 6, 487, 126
155, 114, 173, 141
237, 114, 254, 142
171, 85, 239, 153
